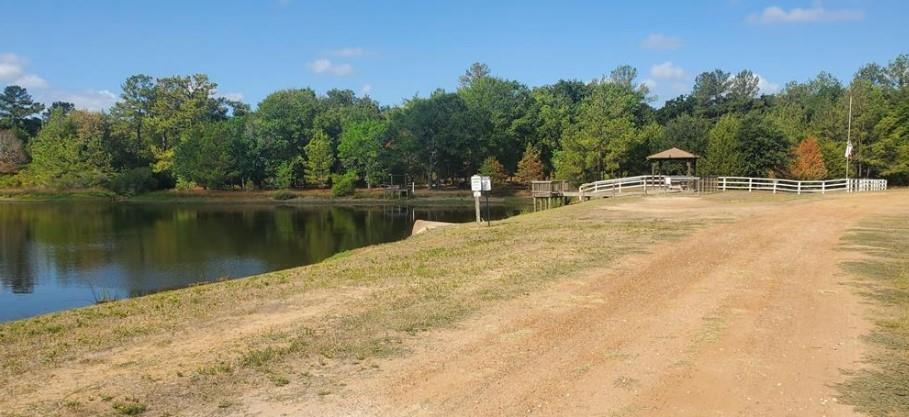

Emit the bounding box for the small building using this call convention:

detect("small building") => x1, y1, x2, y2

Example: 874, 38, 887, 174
647, 147, 699, 176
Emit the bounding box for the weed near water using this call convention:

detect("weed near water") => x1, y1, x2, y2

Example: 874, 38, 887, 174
837, 217, 909, 416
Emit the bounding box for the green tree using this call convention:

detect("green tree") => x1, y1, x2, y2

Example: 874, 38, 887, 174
458, 73, 533, 171
390, 91, 477, 186
658, 114, 711, 156
0, 86, 44, 135
479, 156, 508, 187
338, 120, 387, 188
701, 114, 743, 176
554, 74, 647, 183
304, 130, 335, 187
27, 109, 113, 187
458, 62, 490, 87
738, 113, 789, 177
173, 119, 252, 189
145, 74, 226, 177
253, 88, 320, 184
692, 69, 731, 116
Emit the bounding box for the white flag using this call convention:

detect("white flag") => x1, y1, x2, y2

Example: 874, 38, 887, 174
845, 140, 854, 159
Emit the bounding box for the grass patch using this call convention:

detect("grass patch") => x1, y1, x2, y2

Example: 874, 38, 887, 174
836, 217, 909, 416
112, 399, 147, 415
0, 197, 700, 414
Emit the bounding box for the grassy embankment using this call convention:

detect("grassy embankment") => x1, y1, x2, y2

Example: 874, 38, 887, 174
0, 187, 528, 206
0, 197, 702, 416
837, 216, 909, 416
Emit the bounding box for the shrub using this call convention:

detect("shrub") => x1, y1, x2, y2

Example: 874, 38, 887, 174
331, 172, 357, 197
108, 167, 158, 196
272, 191, 296, 201
175, 178, 198, 191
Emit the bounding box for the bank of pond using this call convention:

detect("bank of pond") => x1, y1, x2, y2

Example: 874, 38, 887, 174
0, 201, 524, 322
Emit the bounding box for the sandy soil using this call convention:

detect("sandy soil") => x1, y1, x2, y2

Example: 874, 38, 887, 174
4, 191, 906, 417
235, 192, 908, 417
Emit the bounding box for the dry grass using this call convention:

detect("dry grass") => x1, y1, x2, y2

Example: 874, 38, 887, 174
0, 197, 701, 416
837, 217, 909, 416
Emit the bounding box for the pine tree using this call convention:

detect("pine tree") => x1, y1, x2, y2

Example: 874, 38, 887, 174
479, 156, 508, 187
702, 114, 744, 176
790, 136, 828, 180
514, 145, 544, 186
304, 130, 335, 187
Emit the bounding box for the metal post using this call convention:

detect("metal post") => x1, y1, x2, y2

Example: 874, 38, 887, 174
485, 193, 490, 227
475, 194, 481, 223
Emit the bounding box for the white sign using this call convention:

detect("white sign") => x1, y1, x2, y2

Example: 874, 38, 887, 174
471, 175, 482, 192
481, 176, 491, 191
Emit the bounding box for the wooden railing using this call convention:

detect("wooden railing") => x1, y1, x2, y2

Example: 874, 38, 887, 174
578, 175, 671, 198
531, 180, 571, 197
716, 177, 887, 194
576, 175, 887, 200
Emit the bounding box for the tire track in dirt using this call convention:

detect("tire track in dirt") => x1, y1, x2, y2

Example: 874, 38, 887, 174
249, 192, 904, 417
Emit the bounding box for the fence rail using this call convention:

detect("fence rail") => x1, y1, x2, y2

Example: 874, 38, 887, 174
576, 175, 887, 200
716, 177, 887, 194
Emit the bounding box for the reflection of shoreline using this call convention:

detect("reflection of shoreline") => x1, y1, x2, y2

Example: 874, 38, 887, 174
0, 203, 521, 322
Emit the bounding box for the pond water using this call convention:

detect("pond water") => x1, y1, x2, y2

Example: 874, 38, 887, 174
0, 202, 522, 322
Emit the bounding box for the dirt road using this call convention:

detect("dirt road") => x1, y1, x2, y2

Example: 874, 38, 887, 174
240, 192, 907, 417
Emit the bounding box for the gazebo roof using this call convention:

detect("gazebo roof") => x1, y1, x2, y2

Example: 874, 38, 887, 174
646, 147, 699, 160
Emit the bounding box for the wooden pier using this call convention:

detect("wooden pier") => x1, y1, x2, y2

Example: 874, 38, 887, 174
530, 181, 577, 211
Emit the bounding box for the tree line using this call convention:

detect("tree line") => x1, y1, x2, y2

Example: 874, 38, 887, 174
1, 55, 907, 195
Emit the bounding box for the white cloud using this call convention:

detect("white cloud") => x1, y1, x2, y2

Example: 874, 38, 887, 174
360, 84, 373, 96
641, 33, 682, 50
307, 58, 354, 76
14, 74, 48, 89
0, 53, 48, 89
333, 47, 365, 58
215, 91, 244, 102
650, 62, 686, 80
757, 74, 780, 94
642, 78, 658, 90
747, 5, 864, 24
41, 89, 118, 112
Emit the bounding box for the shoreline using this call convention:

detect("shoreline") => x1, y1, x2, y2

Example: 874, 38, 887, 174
0, 188, 532, 207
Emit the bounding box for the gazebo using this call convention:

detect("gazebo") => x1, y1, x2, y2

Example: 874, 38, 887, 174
647, 147, 699, 176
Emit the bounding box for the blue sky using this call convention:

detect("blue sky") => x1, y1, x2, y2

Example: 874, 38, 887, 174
1, 0, 906, 110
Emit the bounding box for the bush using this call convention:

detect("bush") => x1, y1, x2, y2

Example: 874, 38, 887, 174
108, 167, 158, 196
331, 172, 357, 197
272, 191, 296, 200
175, 178, 198, 191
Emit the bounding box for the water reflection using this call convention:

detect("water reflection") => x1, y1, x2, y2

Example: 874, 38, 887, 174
0, 202, 521, 322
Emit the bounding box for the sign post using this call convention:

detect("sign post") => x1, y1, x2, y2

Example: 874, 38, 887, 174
471, 175, 492, 225
470, 175, 482, 224
481, 176, 491, 226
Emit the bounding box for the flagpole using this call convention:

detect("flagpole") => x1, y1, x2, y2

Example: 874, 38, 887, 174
846, 95, 853, 191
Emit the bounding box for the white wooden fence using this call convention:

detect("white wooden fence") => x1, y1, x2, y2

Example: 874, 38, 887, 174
577, 175, 669, 198
717, 177, 887, 194
577, 175, 887, 200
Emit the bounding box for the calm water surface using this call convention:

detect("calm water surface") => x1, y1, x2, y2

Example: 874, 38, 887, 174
0, 202, 522, 322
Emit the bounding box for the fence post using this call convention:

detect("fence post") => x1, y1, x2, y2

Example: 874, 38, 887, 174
773, 180, 777, 194
748, 177, 753, 192
797, 181, 801, 195
821, 181, 825, 194
722, 177, 726, 191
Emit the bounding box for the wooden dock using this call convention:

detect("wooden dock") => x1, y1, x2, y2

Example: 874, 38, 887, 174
531, 181, 575, 211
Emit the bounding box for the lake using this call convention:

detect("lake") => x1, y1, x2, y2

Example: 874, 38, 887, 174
0, 201, 522, 322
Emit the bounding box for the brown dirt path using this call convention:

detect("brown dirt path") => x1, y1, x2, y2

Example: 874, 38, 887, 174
241, 192, 907, 417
